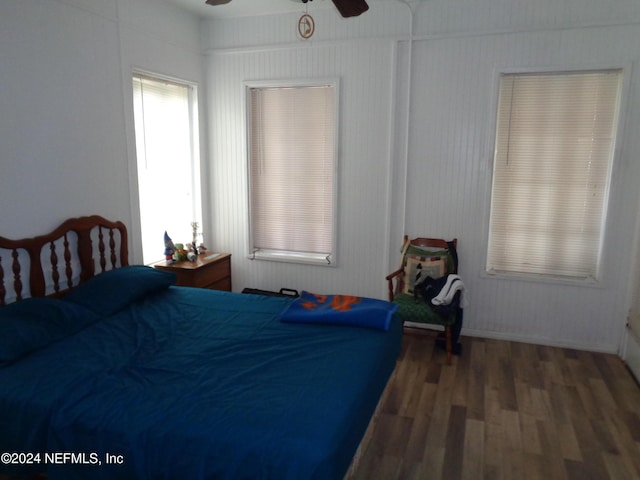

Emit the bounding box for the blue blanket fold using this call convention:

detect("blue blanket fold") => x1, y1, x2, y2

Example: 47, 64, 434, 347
279, 291, 398, 331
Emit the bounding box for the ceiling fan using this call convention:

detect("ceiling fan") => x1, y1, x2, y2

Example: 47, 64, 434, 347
204, 0, 369, 18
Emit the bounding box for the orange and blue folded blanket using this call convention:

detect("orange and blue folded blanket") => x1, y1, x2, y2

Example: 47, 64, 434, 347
279, 291, 398, 331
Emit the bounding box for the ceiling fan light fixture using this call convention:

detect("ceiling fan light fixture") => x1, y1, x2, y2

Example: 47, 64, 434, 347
331, 0, 368, 17
204, 0, 369, 18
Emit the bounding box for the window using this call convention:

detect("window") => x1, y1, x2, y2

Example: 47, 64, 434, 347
487, 70, 622, 280
132, 73, 201, 264
247, 82, 338, 265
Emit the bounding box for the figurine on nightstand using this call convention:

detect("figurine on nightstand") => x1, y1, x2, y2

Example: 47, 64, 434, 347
164, 231, 177, 263
191, 221, 200, 255
174, 243, 189, 262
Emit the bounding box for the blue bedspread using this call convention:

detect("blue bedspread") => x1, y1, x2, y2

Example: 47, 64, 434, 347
0, 287, 402, 480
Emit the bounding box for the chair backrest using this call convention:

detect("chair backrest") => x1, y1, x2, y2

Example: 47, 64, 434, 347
397, 235, 458, 296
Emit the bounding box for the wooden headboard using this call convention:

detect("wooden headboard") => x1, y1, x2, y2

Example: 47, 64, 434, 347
0, 215, 128, 305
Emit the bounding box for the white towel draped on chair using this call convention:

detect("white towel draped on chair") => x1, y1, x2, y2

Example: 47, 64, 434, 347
431, 274, 467, 308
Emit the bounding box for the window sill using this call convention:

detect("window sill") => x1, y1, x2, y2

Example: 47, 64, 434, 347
250, 250, 335, 267
482, 269, 602, 288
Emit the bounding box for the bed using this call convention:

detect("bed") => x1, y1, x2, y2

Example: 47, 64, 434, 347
0, 216, 402, 480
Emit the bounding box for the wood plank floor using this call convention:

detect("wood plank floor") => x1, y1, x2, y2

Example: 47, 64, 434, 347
352, 332, 640, 480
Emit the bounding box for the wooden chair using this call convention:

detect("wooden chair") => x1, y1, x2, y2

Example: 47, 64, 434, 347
386, 235, 462, 364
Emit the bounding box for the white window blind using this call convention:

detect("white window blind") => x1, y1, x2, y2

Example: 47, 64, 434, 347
248, 84, 337, 264
487, 70, 622, 280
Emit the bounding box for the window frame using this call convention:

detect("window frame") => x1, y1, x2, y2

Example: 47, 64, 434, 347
484, 67, 625, 284
244, 79, 340, 266
131, 70, 202, 265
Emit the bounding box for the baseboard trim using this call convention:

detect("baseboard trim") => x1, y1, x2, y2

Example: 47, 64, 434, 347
458, 327, 618, 355
622, 327, 640, 384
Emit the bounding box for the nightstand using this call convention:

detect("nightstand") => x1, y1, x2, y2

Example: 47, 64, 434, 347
153, 253, 232, 291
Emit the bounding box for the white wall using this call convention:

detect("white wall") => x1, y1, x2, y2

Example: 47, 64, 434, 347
407, 24, 640, 354
0, 0, 203, 264
0, 0, 127, 237
202, 3, 407, 298
203, 0, 640, 353
116, 0, 206, 262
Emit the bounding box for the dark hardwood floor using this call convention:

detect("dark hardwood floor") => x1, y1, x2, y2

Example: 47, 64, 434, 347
352, 332, 640, 480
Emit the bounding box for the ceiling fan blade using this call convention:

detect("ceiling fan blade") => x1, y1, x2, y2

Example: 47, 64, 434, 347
205, 0, 231, 5
331, 0, 368, 17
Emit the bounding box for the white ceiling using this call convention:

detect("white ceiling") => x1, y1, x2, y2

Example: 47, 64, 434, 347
164, 0, 336, 19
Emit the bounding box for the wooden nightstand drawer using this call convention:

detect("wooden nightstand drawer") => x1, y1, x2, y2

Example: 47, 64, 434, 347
189, 255, 230, 288
153, 253, 232, 292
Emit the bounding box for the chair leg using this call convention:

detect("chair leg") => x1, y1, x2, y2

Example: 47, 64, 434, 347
445, 326, 452, 365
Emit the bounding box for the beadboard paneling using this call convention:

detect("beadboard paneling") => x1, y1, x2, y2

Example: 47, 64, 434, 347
202, 1, 640, 353
413, 0, 640, 37
201, 1, 408, 51
404, 24, 640, 352
205, 40, 396, 297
